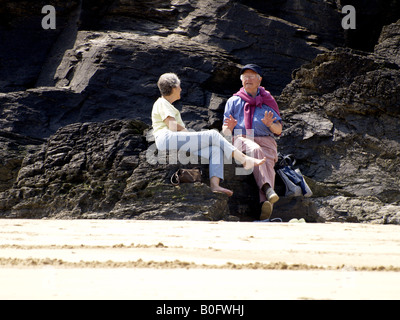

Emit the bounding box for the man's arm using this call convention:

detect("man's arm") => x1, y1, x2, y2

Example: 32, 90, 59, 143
222, 115, 237, 136
262, 111, 282, 136
267, 121, 282, 136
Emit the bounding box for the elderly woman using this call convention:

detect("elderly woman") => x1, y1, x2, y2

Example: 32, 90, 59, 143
152, 73, 266, 196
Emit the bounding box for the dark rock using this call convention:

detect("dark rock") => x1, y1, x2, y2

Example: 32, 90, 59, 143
54, 30, 237, 127
0, 119, 232, 221
0, 0, 80, 92
375, 19, 400, 67
236, 0, 344, 49
0, 1, 399, 223
0, 131, 44, 192
0, 88, 85, 139
271, 197, 321, 223
339, 0, 400, 52
277, 46, 400, 224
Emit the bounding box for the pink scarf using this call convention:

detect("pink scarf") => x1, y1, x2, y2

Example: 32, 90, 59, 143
234, 87, 281, 130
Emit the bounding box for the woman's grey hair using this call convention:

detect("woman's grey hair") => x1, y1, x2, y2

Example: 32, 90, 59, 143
157, 73, 181, 96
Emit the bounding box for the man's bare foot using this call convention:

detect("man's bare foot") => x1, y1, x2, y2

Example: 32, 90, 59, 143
211, 185, 233, 197
242, 156, 266, 170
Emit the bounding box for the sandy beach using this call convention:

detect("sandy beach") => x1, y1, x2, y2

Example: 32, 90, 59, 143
0, 219, 399, 300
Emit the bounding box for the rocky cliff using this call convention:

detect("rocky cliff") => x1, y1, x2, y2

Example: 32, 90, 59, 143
0, 0, 399, 223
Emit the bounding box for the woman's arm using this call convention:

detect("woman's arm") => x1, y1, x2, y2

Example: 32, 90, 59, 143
164, 116, 187, 132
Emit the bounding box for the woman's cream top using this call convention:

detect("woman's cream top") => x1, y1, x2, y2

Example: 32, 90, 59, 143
151, 97, 185, 137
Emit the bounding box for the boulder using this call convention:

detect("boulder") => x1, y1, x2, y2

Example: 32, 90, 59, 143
0, 119, 232, 221
278, 47, 400, 223
375, 19, 400, 67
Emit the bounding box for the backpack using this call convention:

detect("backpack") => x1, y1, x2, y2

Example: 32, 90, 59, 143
275, 153, 312, 198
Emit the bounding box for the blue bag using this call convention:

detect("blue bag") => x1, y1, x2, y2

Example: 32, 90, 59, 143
275, 154, 312, 198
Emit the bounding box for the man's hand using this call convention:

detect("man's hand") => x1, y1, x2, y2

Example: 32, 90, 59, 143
224, 115, 238, 132
261, 111, 282, 135
222, 115, 237, 136
261, 111, 276, 128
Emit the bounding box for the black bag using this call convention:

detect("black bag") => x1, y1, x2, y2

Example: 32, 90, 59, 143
171, 168, 202, 186
275, 154, 312, 198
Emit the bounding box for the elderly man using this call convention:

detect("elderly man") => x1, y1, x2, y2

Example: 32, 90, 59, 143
222, 64, 282, 221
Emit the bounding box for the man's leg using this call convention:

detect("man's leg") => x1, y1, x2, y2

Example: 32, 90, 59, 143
234, 136, 279, 220
234, 136, 278, 203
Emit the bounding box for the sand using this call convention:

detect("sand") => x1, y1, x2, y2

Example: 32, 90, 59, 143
0, 219, 399, 300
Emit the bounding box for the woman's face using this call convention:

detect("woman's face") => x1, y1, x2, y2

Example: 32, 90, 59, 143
172, 85, 182, 101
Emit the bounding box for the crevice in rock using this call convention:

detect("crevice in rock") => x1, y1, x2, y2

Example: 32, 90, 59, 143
36, 0, 83, 87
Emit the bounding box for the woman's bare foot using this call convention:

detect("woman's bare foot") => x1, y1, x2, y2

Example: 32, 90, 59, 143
242, 156, 266, 170
211, 185, 233, 197
210, 176, 233, 197
232, 150, 266, 170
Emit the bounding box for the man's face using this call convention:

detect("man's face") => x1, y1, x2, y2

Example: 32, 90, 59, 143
241, 70, 262, 93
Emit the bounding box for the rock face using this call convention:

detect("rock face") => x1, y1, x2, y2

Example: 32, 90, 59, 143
0, 119, 230, 220
278, 35, 400, 223
0, 1, 80, 92
375, 19, 400, 66
0, 1, 399, 223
